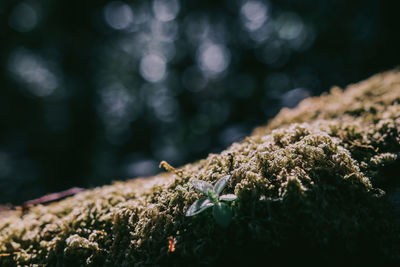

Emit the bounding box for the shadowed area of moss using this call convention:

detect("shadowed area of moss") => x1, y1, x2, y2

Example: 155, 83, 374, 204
1, 69, 400, 266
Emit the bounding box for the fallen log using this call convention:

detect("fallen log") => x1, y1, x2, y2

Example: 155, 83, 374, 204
1, 69, 399, 266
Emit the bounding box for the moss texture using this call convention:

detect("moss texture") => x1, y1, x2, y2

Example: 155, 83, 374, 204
1, 69, 400, 266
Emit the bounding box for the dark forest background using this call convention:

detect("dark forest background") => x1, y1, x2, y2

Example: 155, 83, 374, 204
0, 0, 399, 204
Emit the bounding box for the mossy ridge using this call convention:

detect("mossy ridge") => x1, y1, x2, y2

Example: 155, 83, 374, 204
253, 67, 400, 135
0, 69, 399, 266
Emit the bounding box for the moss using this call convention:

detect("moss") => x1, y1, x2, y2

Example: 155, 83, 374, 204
1, 69, 400, 266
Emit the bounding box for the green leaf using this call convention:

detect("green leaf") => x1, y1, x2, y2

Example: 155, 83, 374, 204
191, 179, 213, 195
219, 194, 237, 202
186, 198, 214, 216
213, 202, 233, 228
213, 175, 231, 196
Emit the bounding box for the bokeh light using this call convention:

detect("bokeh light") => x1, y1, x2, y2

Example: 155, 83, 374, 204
104, 1, 134, 30
8, 48, 59, 97
8, 1, 38, 33
197, 42, 231, 77
139, 54, 167, 82
240, 0, 269, 31
152, 0, 180, 22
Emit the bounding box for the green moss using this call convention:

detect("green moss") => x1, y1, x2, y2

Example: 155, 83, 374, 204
1, 69, 400, 266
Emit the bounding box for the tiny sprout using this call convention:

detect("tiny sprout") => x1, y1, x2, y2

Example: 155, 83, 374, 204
186, 175, 237, 228
159, 160, 184, 178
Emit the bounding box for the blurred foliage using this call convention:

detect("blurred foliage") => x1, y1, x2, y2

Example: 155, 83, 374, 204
0, 0, 399, 204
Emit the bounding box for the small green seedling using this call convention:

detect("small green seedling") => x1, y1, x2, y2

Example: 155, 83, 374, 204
186, 175, 237, 228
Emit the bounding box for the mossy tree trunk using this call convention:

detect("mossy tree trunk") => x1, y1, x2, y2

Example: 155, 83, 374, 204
1, 69, 400, 266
